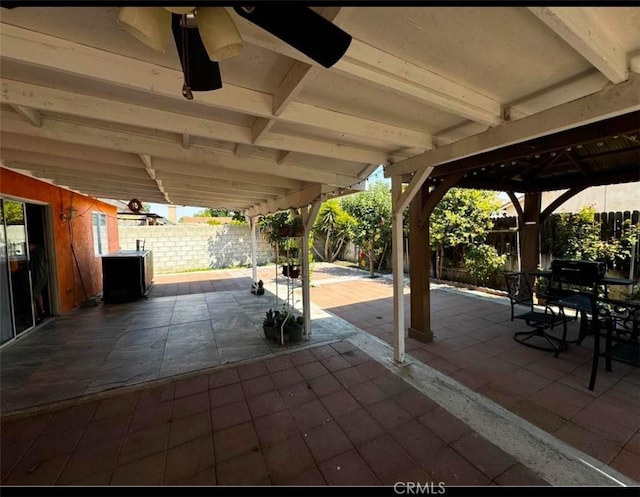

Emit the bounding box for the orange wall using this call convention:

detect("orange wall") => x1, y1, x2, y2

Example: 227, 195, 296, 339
1, 168, 119, 313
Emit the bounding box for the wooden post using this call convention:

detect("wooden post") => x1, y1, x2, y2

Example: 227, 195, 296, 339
250, 216, 258, 285
521, 192, 542, 274
302, 201, 321, 339
408, 183, 433, 342
391, 176, 405, 363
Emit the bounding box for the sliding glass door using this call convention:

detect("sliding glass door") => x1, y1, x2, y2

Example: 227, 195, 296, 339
1, 199, 35, 341
0, 200, 14, 344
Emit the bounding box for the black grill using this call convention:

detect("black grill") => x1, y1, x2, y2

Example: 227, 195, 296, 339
550, 259, 606, 286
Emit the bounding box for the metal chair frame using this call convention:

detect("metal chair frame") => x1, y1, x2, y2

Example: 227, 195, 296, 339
503, 272, 568, 357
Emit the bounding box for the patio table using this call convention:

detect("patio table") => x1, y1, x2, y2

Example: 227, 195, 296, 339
529, 264, 637, 347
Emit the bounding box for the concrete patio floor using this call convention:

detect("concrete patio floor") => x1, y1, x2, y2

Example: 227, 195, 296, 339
1, 263, 638, 487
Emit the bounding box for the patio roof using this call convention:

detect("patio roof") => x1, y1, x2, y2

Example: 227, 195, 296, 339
410, 112, 640, 193
1, 6, 639, 215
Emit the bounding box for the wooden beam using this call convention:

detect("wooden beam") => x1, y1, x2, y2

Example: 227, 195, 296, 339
529, 7, 628, 84
150, 158, 302, 190
33, 171, 157, 189
0, 132, 144, 168
234, 144, 254, 158
418, 172, 465, 229
251, 118, 274, 144
273, 62, 317, 117
164, 188, 270, 204
68, 188, 167, 204
1, 79, 387, 164
155, 171, 289, 197
521, 151, 566, 182
10, 105, 42, 127
394, 167, 434, 215
1, 113, 361, 187
246, 184, 324, 217
506, 71, 608, 120
541, 187, 588, 221
232, 13, 501, 126
506, 191, 524, 220
303, 200, 322, 234
0, 149, 146, 178
387, 75, 640, 177
280, 101, 432, 149
276, 151, 291, 165
0, 27, 428, 151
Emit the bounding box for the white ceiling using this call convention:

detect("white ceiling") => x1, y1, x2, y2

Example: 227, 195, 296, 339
1, 6, 638, 216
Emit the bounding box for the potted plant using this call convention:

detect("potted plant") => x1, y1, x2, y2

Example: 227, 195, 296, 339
288, 265, 300, 278
288, 215, 304, 237
263, 309, 280, 340
284, 315, 305, 343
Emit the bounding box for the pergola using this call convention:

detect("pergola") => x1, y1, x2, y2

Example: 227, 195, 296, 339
1, 6, 639, 360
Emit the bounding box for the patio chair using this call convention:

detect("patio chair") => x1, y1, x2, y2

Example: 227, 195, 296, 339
503, 272, 568, 357
589, 298, 640, 390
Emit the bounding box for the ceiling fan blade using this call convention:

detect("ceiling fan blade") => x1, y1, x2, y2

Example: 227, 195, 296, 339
171, 13, 222, 93
233, 6, 351, 68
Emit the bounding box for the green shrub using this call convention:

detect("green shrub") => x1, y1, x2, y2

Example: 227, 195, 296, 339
464, 243, 507, 285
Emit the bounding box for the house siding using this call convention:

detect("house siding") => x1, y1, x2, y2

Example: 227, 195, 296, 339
1, 168, 119, 313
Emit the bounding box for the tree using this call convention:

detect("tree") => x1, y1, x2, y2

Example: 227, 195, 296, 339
231, 211, 248, 225
341, 182, 392, 277
311, 199, 356, 262
429, 188, 502, 279
549, 206, 639, 270
142, 203, 151, 213
195, 208, 231, 217
2, 201, 24, 225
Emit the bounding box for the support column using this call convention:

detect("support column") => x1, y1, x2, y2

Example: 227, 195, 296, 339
521, 192, 542, 275
408, 183, 433, 342
391, 176, 405, 363
302, 201, 321, 339
250, 216, 258, 284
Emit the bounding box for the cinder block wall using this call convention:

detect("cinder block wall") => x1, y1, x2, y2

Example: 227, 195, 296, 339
119, 225, 274, 273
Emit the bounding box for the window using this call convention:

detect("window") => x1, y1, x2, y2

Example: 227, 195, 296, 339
92, 212, 108, 256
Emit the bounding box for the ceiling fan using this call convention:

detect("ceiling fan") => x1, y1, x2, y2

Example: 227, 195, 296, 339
118, 6, 352, 100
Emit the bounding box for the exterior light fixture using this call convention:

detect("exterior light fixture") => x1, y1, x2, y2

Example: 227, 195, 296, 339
196, 7, 244, 61
171, 14, 223, 100
117, 7, 172, 52
165, 7, 196, 15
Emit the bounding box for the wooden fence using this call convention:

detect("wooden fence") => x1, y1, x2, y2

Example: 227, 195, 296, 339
440, 210, 640, 291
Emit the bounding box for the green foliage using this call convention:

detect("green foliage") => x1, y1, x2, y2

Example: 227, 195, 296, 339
549, 206, 638, 268
2, 200, 24, 225
312, 199, 356, 262
207, 219, 222, 225
463, 243, 507, 285
429, 188, 502, 278
430, 188, 501, 250
549, 207, 600, 260
195, 208, 231, 217
259, 210, 294, 248
231, 211, 248, 224
141, 203, 151, 213
341, 182, 392, 276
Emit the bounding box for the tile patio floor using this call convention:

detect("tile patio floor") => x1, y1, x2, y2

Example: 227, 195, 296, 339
1, 263, 638, 486
1, 341, 551, 486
